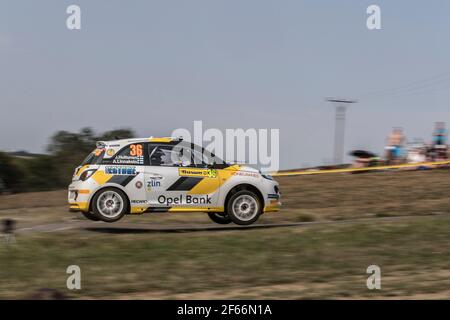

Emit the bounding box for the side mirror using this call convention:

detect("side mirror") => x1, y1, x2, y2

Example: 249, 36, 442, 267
209, 162, 228, 169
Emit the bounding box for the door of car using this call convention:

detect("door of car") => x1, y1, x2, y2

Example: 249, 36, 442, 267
144, 143, 220, 209
100, 142, 147, 206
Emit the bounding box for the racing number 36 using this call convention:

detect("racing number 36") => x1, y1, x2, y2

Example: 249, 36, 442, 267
130, 144, 143, 156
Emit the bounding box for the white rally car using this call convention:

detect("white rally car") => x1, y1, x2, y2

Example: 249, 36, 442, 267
68, 137, 281, 225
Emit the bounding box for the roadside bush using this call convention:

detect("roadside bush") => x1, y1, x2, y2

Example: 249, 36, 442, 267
0, 152, 25, 193
0, 128, 136, 193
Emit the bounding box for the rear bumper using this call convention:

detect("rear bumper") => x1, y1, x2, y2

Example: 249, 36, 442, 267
68, 181, 91, 213
68, 202, 89, 213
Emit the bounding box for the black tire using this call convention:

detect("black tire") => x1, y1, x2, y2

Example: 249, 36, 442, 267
207, 212, 232, 224
81, 211, 100, 221
92, 187, 128, 223
226, 190, 262, 225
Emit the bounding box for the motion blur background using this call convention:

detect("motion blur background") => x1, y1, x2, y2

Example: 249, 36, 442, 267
2, 1, 450, 171
2, 1, 450, 300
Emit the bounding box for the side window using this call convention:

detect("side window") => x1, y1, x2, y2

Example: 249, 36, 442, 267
147, 143, 227, 168
112, 143, 144, 165
190, 145, 227, 168
189, 147, 212, 168
148, 145, 192, 167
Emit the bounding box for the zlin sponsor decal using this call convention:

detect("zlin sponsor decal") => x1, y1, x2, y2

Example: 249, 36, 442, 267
105, 166, 137, 175
147, 179, 161, 190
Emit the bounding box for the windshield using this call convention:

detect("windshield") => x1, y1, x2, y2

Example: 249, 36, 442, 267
81, 148, 105, 166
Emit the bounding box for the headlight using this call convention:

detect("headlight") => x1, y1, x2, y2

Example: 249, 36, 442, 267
79, 169, 97, 181
262, 174, 273, 180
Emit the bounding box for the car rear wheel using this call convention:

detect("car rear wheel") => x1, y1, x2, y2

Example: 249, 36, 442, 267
226, 190, 261, 225
81, 211, 100, 221
92, 188, 128, 223
207, 212, 232, 224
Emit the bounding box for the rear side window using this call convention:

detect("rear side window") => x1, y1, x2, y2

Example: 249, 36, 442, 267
148, 145, 186, 166
111, 143, 144, 165
81, 148, 105, 165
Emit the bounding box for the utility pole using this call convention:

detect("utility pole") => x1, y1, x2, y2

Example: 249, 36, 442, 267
326, 98, 358, 165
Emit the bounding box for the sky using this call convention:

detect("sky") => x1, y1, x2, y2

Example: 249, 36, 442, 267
2, 0, 450, 169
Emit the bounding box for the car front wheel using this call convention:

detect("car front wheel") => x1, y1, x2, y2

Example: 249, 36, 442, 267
207, 212, 232, 224
92, 188, 128, 223
226, 190, 262, 225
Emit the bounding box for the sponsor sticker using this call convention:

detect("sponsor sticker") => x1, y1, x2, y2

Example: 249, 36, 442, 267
105, 166, 137, 175
131, 200, 148, 204
113, 155, 144, 165
233, 171, 259, 178
135, 181, 143, 189
93, 148, 104, 156
147, 179, 162, 191
158, 195, 212, 205
178, 168, 218, 178
106, 149, 115, 156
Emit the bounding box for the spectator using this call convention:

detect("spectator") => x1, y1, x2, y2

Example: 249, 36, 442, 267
407, 147, 426, 164
431, 122, 448, 161
349, 150, 380, 169
385, 127, 405, 164
432, 122, 447, 146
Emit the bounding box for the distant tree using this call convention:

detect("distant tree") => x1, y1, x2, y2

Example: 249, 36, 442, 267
47, 128, 93, 186
0, 178, 5, 194
47, 127, 95, 155
26, 156, 61, 191
97, 128, 135, 141
47, 128, 136, 186
0, 128, 138, 193
0, 152, 24, 192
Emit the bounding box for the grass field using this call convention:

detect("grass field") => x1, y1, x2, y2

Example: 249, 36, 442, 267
1, 169, 450, 299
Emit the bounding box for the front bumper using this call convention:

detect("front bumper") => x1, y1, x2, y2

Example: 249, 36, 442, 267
263, 181, 281, 213
264, 196, 281, 213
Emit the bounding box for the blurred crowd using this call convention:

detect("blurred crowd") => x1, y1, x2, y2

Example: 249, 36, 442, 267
352, 122, 449, 168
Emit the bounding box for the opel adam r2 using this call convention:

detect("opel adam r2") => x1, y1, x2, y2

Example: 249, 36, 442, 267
68, 137, 281, 225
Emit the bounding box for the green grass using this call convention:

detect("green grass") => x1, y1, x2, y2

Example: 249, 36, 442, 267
2, 169, 450, 298
276, 169, 450, 222
1, 215, 450, 299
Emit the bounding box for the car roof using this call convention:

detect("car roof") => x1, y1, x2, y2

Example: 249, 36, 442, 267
96, 137, 184, 148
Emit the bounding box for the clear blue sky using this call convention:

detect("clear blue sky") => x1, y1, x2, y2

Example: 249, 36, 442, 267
2, 0, 450, 169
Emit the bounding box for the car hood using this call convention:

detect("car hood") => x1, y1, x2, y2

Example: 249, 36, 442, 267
235, 165, 260, 173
